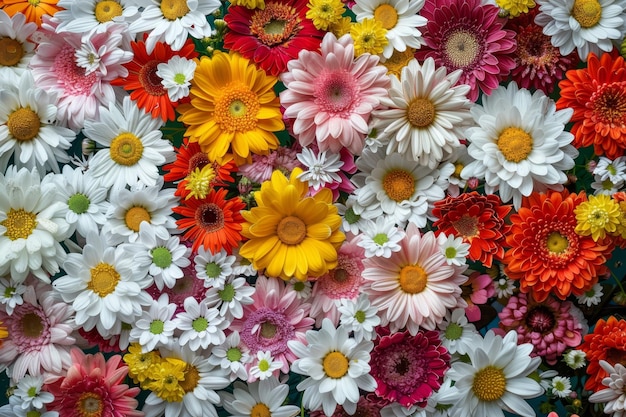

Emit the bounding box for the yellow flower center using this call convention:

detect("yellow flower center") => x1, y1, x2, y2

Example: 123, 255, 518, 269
373, 3, 398, 30
94, 0, 123, 22
382, 47, 416, 78
214, 83, 260, 132
444, 30, 480, 68
382, 169, 415, 202
160, 0, 190, 20
472, 366, 507, 402
88, 262, 121, 297
251, 403, 271, 417
398, 264, 428, 294
109, 132, 144, 166
452, 214, 479, 239
546, 231, 569, 254
124, 206, 151, 232
276, 216, 307, 245
2, 208, 37, 240
179, 364, 200, 393
323, 351, 349, 378
453, 162, 464, 178
77, 393, 103, 417
571, 0, 602, 28
0, 37, 25, 67
407, 97, 436, 128
7, 107, 40, 142
497, 127, 533, 163
21, 312, 44, 338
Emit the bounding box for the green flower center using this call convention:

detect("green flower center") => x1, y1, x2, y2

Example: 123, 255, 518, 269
192, 317, 208, 332
151, 247, 173, 268
344, 207, 361, 224
205, 262, 222, 278
219, 283, 235, 302
173, 73, 187, 85
150, 320, 164, 334
445, 322, 463, 341
445, 246, 458, 259
354, 310, 366, 323
372, 233, 389, 245
227, 347, 243, 362
68, 193, 91, 214
258, 359, 270, 372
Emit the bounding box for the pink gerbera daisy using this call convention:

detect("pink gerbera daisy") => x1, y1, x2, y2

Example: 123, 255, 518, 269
45, 348, 142, 417
280, 32, 390, 155
414, 0, 517, 101
230, 275, 314, 376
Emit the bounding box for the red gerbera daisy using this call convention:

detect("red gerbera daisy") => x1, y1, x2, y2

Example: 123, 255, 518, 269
503, 190, 612, 302
173, 188, 246, 254
432, 191, 511, 268
224, 0, 324, 76
111, 37, 198, 122
579, 316, 626, 392
557, 51, 626, 159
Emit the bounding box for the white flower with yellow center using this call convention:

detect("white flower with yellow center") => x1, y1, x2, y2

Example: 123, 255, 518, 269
438, 330, 544, 417
461, 82, 578, 209
83, 96, 175, 190
129, 293, 177, 352
156, 55, 197, 102
0, 167, 72, 283
288, 318, 376, 416
54, 0, 139, 34
220, 377, 301, 417
0, 10, 37, 84
535, 0, 626, 59
352, 0, 427, 58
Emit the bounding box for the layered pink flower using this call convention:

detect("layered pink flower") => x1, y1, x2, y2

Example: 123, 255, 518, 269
461, 271, 496, 322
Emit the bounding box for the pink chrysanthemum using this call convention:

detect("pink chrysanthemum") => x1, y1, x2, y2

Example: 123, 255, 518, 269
461, 271, 496, 322
280, 32, 390, 155
309, 237, 365, 326
498, 292, 583, 365
238, 144, 303, 184
370, 329, 450, 408
414, 0, 517, 101
362, 225, 468, 333
45, 348, 142, 417
230, 275, 314, 376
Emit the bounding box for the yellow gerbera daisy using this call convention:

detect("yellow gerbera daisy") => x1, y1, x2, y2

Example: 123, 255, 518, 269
177, 51, 284, 165
574, 194, 622, 241
239, 167, 345, 281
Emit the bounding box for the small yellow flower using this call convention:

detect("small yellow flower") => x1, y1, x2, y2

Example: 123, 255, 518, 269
306, 0, 346, 31
145, 358, 187, 402
382, 48, 416, 78
329, 16, 353, 38
495, 0, 535, 17
184, 164, 217, 200
350, 18, 389, 57
230, 0, 265, 9
123, 343, 162, 385
574, 194, 622, 241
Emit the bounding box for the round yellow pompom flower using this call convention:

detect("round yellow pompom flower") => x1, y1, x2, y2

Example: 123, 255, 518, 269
240, 168, 345, 281
574, 194, 622, 241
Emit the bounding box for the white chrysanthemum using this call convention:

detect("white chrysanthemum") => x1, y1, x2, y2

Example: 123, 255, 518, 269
53, 231, 153, 336
563, 349, 587, 369
336, 196, 375, 235
461, 82, 578, 209
535, 0, 626, 60
249, 350, 283, 381
372, 58, 472, 168
437, 308, 480, 355
438, 330, 544, 417
194, 248, 236, 290
594, 156, 626, 183
550, 376, 572, 398
0, 72, 75, 174
338, 293, 380, 342
204, 276, 255, 321
494, 276, 516, 299
156, 55, 197, 102
220, 377, 301, 417
589, 360, 626, 416
591, 174, 624, 195
0, 10, 37, 84
357, 216, 405, 258
174, 296, 228, 351
352, 0, 427, 58
13, 374, 54, 410
576, 282, 604, 306
296, 147, 344, 190
128, 0, 220, 54
286, 279, 313, 300
207, 331, 251, 382
0, 277, 26, 315
0, 167, 71, 283
83, 96, 175, 190
129, 294, 177, 352
288, 318, 376, 416
437, 233, 470, 267
54, 0, 139, 34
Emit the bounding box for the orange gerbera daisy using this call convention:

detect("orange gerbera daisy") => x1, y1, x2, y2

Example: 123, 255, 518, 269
503, 190, 612, 302
579, 316, 626, 392
173, 188, 246, 254
0, 0, 62, 26
557, 52, 626, 159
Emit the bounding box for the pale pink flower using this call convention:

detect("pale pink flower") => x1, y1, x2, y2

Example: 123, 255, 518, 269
461, 271, 496, 322
238, 144, 303, 184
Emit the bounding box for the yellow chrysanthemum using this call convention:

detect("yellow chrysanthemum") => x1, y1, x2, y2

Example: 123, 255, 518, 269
145, 358, 187, 402
382, 48, 417, 78
184, 164, 216, 200
495, 0, 535, 17
306, 0, 346, 31
177, 51, 284, 165
123, 343, 162, 385
330, 16, 353, 38
239, 167, 345, 281
350, 18, 389, 57
229, 0, 265, 9
574, 194, 622, 241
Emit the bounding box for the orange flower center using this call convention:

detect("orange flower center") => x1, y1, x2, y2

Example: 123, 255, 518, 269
373, 4, 398, 30
444, 30, 480, 68
251, 403, 271, 417
21, 312, 44, 338
88, 262, 120, 297
398, 265, 428, 294
250, 2, 301, 46
2, 208, 37, 240
77, 392, 103, 417
0, 37, 25, 67
571, 0, 602, 28
160, 0, 190, 20
472, 366, 506, 402
383, 47, 416, 77
497, 127, 533, 163
407, 98, 436, 128
94, 0, 123, 22
179, 364, 200, 393
7, 107, 40, 142
214, 83, 260, 132
125, 206, 151, 232
591, 82, 626, 125
452, 214, 479, 239
276, 216, 307, 245
382, 169, 415, 202
323, 351, 349, 378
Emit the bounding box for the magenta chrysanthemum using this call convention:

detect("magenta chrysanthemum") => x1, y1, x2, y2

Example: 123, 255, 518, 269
498, 292, 584, 365
370, 329, 450, 408
414, 0, 517, 101
280, 32, 390, 155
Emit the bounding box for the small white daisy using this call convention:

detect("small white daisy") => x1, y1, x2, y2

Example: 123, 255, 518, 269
129, 294, 177, 352
437, 308, 480, 355
563, 349, 586, 369
437, 233, 470, 266
494, 276, 516, 299
207, 331, 251, 381
205, 276, 255, 320
249, 350, 283, 381
0, 277, 26, 315
338, 293, 380, 342
589, 360, 626, 417
156, 55, 197, 102
550, 376, 572, 398
594, 156, 626, 184
576, 282, 604, 307
286, 279, 313, 301
194, 247, 236, 290
591, 174, 624, 195
13, 374, 54, 410
336, 196, 374, 235
173, 296, 227, 351
357, 216, 405, 258
296, 147, 344, 190
220, 377, 301, 417
54, 0, 139, 34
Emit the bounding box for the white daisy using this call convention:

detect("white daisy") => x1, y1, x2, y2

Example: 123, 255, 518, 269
589, 360, 626, 417
54, 0, 139, 34
286, 279, 313, 301
437, 233, 470, 267
156, 55, 197, 102
338, 293, 380, 342
372, 58, 472, 169
494, 276, 516, 299
0, 277, 26, 315
352, 0, 427, 58
83, 95, 175, 190
0, 10, 37, 84
173, 296, 227, 351
249, 350, 283, 381
437, 308, 480, 356
129, 293, 177, 352
437, 330, 544, 417
220, 377, 301, 417
336, 195, 375, 235
128, 0, 221, 54
207, 331, 251, 381
357, 216, 405, 258
594, 156, 626, 184
535, 0, 626, 60
0, 167, 72, 283
0, 71, 75, 174
296, 147, 344, 190
53, 231, 153, 336
563, 349, 586, 369
591, 174, 624, 195
550, 376, 572, 398
576, 282, 604, 306
204, 276, 255, 320
194, 247, 236, 290
288, 318, 376, 416
461, 82, 578, 209
12, 374, 54, 410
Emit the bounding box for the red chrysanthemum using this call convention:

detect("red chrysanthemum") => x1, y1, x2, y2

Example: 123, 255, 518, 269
432, 191, 511, 268
224, 0, 324, 76
173, 188, 246, 254
557, 51, 626, 159
369, 329, 450, 408
111, 37, 198, 121
414, 0, 517, 101
503, 190, 612, 302
579, 316, 626, 392
46, 349, 142, 417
